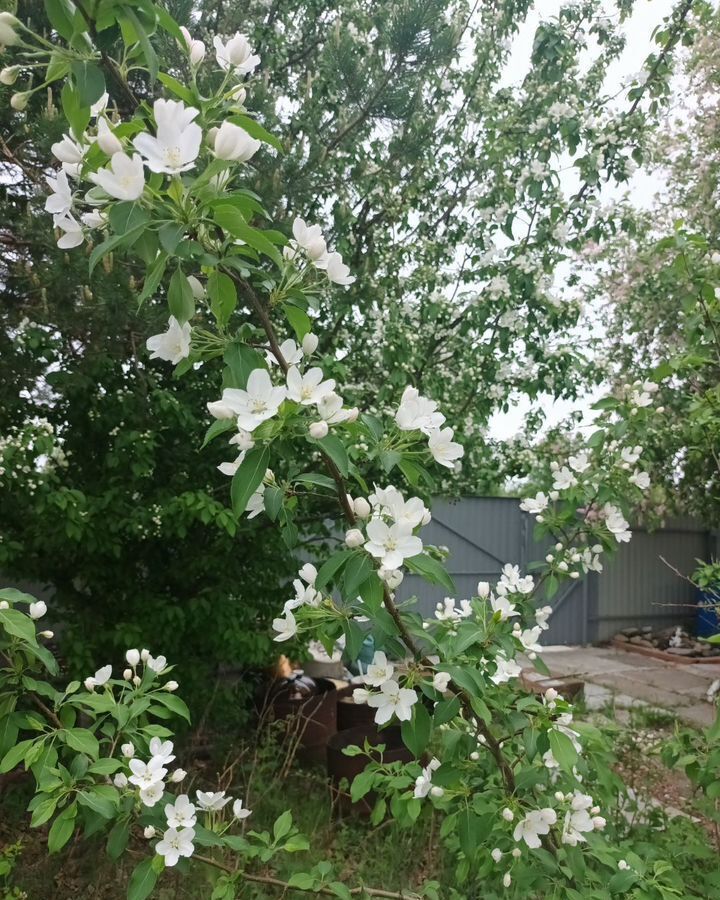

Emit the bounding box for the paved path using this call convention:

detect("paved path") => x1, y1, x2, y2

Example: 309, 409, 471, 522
539, 645, 720, 728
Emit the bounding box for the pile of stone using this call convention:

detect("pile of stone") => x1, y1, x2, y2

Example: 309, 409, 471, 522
614, 625, 720, 658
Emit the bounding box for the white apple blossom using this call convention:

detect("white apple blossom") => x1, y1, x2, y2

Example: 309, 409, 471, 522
317, 392, 353, 425
568, 452, 590, 473
196, 790, 232, 811
414, 758, 441, 798
45, 170, 73, 217
552, 465, 577, 491
323, 251, 355, 286
133, 100, 202, 174
51, 133, 85, 169
209, 369, 286, 432
232, 798, 252, 819
286, 366, 336, 405
364, 520, 422, 569
129, 757, 167, 789
366, 678, 418, 724
298, 563, 317, 585
84, 664, 112, 690
179, 26, 205, 65
114, 773, 128, 788
89, 152, 145, 200
272, 608, 297, 642
428, 427, 464, 468
149, 737, 175, 765
602, 503, 631, 542
213, 33, 260, 74
433, 671, 451, 692
561, 792, 595, 846
146, 317, 192, 365
513, 808, 557, 848
629, 470, 650, 490
490, 594, 518, 620
519, 492, 549, 514
156, 826, 195, 866
363, 650, 394, 687
266, 338, 303, 368
490, 654, 522, 685
291, 217, 328, 262
28, 600, 47, 620
96, 117, 123, 156
54, 213, 84, 249
395, 387, 445, 434
165, 794, 197, 829
214, 121, 260, 162
345, 528, 364, 548
518, 626, 542, 655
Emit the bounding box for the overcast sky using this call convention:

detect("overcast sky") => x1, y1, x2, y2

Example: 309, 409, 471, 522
489, 0, 677, 440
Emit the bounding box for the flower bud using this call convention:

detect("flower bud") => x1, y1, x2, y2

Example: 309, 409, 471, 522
29, 600, 47, 620
187, 275, 205, 300
618, 860, 630, 871
476, 581, 490, 598
491, 848, 503, 863
214, 121, 261, 162
123, 668, 132, 681
432, 671, 451, 693
353, 497, 371, 519
545, 688, 558, 702
96, 118, 122, 155
470, 751, 479, 761
345, 407, 359, 423
114, 773, 128, 788
126, 648, 140, 667
503, 873, 512, 888
170, 768, 187, 783
299, 563, 317, 585
0, 600, 8, 610
140, 648, 150, 661
133, 675, 141, 687
345, 528, 364, 548
10, 91, 29, 111
429, 785, 444, 798
143, 826, 156, 839
302, 332, 319, 355
309, 420, 329, 439
0, 66, 19, 85
592, 815, 606, 830
165, 680, 179, 692
39, 630, 54, 639
501, 808, 513, 822
121, 743, 134, 758
84, 677, 95, 692
554, 792, 564, 802
229, 85, 246, 105
0, 12, 19, 46
511, 847, 521, 858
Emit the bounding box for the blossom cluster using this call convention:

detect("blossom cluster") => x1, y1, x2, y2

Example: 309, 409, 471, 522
352, 650, 419, 725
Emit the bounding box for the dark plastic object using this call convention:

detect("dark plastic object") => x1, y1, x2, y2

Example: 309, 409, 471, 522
269, 675, 337, 764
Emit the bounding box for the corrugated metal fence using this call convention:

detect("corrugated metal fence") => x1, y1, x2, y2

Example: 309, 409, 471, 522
397, 498, 717, 645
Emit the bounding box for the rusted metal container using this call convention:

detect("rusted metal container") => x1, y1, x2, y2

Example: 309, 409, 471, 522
268, 675, 337, 765
326, 724, 412, 815
337, 692, 376, 731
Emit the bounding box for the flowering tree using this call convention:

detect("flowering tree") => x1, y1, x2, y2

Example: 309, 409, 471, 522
0, 2, 703, 899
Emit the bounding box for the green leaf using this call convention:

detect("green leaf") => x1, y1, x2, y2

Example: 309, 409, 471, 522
201, 417, 236, 449
288, 874, 315, 890
157, 71, 195, 104
329, 884, 353, 900
273, 810, 292, 841
127, 858, 159, 900
89, 224, 147, 275
60, 82, 90, 143
404, 554, 455, 592
213, 205, 283, 266
78, 787, 117, 819
137, 252, 168, 305
71, 61, 105, 107
433, 695, 461, 726
314, 434, 349, 477
342, 619, 365, 662
283, 303, 311, 340
208, 272, 237, 326
158, 222, 185, 254
0, 608, 37, 644
231, 446, 269, 516
228, 114, 284, 153
343, 553, 373, 600
151, 692, 191, 723
44, 0, 76, 40
63, 728, 99, 759
548, 728, 578, 772
109, 202, 150, 236
295, 472, 336, 491
401, 703, 432, 757
47, 801, 77, 853
167, 268, 195, 324
107, 820, 130, 860
224, 342, 266, 389
122, 6, 158, 82
0, 739, 33, 774
264, 484, 284, 521
315, 550, 354, 591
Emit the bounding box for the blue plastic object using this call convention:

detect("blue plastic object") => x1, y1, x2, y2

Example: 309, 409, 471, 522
697, 588, 720, 638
